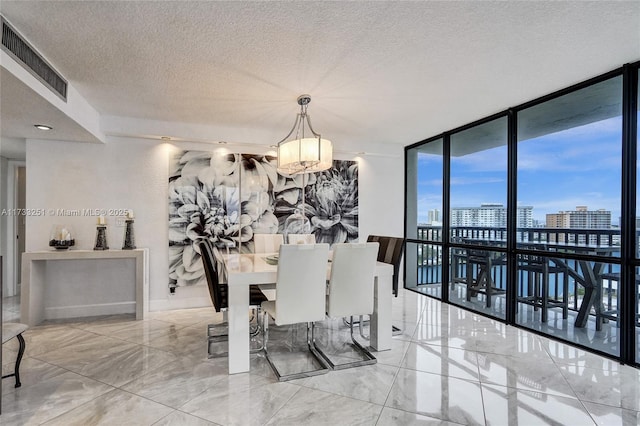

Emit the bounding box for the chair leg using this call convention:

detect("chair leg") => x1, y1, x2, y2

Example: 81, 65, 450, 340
562, 271, 569, 319
346, 315, 402, 338
14, 334, 25, 387
207, 324, 229, 358
542, 270, 549, 323
262, 310, 269, 353
250, 307, 261, 338
1, 333, 26, 388
358, 315, 368, 340
262, 318, 329, 381
316, 316, 377, 370
208, 308, 263, 358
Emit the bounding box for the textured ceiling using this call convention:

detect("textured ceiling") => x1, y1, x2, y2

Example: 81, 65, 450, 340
0, 1, 639, 152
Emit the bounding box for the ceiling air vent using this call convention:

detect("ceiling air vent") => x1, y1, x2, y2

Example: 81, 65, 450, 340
1, 16, 67, 101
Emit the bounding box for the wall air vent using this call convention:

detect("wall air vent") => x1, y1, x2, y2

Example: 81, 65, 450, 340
1, 16, 67, 101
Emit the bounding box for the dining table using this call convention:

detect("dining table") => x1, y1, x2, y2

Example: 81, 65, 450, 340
223, 252, 394, 374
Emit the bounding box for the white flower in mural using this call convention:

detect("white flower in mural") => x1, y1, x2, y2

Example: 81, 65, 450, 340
306, 163, 359, 244
168, 180, 245, 288
168, 150, 358, 291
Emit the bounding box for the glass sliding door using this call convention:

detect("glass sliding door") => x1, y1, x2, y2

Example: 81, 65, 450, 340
406, 139, 444, 298
516, 76, 623, 357
449, 116, 508, 319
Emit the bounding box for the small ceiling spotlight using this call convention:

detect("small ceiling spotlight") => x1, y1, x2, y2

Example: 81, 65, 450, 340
357, 151, 366, 155
34, 124, 53, 130
218, 141, 228, 144
160, 136, 172, 141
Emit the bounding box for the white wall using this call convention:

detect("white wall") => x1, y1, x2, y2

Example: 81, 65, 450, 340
1, 155, 7, 292
26, 138, 404, 311
358, 154, 404, 239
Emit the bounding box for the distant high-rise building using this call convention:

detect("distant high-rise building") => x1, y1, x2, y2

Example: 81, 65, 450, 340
428, 208, 441, 225
517, 206, 534, 228
450, 204, 533, 228
546, 206, 611, 229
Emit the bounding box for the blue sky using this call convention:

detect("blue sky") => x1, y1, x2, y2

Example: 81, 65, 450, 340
416, 116, 623, 224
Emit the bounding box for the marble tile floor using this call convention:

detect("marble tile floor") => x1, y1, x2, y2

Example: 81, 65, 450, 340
2, 295, 20, 322
2, 290, 640, 425
415, 283, 640, 358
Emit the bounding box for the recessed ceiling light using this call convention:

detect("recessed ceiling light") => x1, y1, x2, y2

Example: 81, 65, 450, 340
218, 141, 228, 144
161, 136, 171, 141
357, 151, 366, 155
34, 124, 53, 130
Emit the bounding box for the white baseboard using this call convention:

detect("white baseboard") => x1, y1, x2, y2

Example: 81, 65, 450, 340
150, 296, 211, 312
44, 302, 136, 319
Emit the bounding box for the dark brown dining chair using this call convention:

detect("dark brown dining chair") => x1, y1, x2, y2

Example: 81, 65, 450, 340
367, 235, 405, 297
199, 239, 268, 357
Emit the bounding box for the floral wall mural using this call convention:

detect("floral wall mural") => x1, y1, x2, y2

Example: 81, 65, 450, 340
168, 151, 358, 290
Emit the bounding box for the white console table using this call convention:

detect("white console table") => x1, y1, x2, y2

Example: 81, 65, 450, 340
21, 249, 149, 326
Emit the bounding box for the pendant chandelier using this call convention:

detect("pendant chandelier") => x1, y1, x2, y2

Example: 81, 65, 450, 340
276, 95, 333, 175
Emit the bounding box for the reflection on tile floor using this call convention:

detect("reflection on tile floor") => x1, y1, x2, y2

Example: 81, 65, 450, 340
2, 290, 640, 425
417, 283, 633, 359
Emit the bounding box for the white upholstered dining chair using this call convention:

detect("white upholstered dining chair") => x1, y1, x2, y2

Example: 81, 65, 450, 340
261, 243, 330, 381
253, 233, 284, 253
316, 242, 379, 369
286, 233, 316, 245
252, 234, 283, 301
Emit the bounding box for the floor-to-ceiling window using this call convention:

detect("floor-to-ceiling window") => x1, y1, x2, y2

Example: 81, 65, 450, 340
405, 62, 639, 367
406, 138, 443, 298
515, 76, 622, 357
448, 116, 508, 319
636, 68, 640, 364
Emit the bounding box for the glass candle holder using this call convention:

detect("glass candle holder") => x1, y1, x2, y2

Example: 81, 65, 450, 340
49, 224, 75, 250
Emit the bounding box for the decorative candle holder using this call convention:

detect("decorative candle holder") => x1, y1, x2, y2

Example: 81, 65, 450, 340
49, 224, 75, 250
94, 225, 109, 250
123, 219, 136, 250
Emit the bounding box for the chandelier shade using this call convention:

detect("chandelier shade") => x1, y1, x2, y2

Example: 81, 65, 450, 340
277, 137, 333, 175
276, 95, 333, 175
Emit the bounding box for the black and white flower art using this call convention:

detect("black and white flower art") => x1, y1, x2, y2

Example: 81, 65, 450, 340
168, 151, 358, 290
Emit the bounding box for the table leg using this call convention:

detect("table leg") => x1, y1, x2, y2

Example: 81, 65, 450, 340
466, 260, 475, 301
486, 258, 494, 308
574, 260, 600, 328
227, 282, 250, 374
21, 258, 46, 326
370, 273, 392, 351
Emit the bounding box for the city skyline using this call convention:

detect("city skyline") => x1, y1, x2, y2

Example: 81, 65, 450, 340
420, 204, 613, 229
417, 116, 623, 225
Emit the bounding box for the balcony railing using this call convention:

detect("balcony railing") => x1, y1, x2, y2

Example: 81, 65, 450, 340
417, 225, 623, 247
412, 225, 634, 321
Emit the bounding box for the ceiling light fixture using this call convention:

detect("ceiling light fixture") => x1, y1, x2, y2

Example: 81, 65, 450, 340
218, 141, 228, 145
34, 124, 53, 130
276, 95, 332, 175
160, 136, 171, 141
